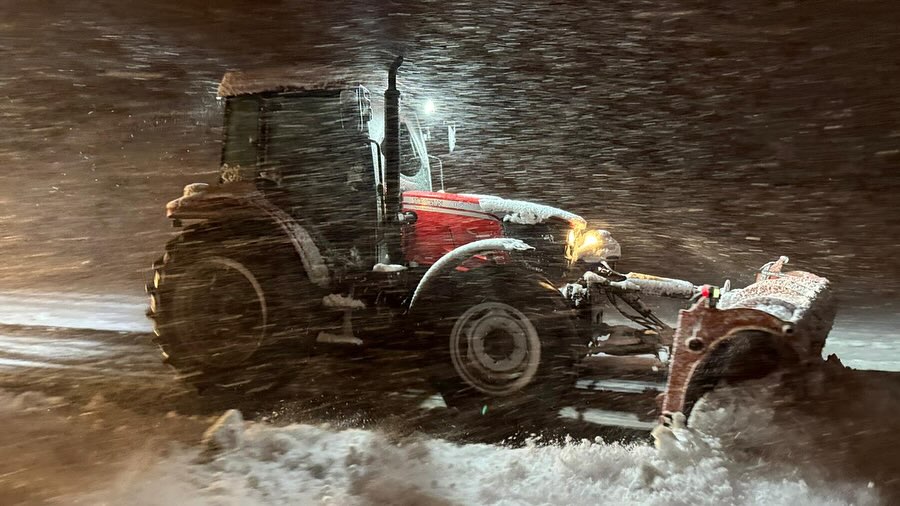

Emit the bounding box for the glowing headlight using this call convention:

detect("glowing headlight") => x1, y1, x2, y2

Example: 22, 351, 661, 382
566, 229, 621, 264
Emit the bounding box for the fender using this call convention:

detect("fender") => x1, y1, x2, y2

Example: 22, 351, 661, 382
407, 238, 535, 312
166, 182, 330, 288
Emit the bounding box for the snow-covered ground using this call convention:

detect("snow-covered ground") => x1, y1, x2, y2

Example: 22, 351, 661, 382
0, 292, 896, 505
823, 319, 900, 372
0, 292, 150, 333
86, 416, 880, 506
0, 386, 882, 506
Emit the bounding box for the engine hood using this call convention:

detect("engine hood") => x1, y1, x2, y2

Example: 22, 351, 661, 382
401, 191, 593, 267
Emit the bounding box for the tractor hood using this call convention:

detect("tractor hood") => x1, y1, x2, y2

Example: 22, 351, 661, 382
400, 191, 621, 268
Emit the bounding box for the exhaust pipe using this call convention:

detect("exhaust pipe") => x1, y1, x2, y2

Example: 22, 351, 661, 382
383, 56, 403, 261
384, 56, 403, 222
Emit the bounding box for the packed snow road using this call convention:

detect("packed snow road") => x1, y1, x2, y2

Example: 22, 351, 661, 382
0, 292, 897, 505
0, 292, 658, 441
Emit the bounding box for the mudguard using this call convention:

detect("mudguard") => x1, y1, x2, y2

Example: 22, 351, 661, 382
407, 238, 535, 312
166, 182, 330, 287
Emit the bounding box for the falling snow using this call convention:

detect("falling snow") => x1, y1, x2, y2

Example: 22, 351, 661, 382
0, 1, 898, 504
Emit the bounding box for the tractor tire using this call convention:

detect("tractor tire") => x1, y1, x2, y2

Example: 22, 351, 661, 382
146, 221, 320, 394
423, 267, 583, 423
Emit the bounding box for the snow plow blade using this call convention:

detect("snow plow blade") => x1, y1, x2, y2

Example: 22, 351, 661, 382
661, 256, 835, 423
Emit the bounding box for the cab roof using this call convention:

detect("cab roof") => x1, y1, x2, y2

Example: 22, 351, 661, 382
217, 66, 365, 98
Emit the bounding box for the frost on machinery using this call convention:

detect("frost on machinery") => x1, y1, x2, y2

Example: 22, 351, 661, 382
146, 58, 835, 430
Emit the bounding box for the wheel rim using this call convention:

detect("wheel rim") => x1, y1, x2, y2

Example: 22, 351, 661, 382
173, 256, 267, 368
449, 301, 541, 395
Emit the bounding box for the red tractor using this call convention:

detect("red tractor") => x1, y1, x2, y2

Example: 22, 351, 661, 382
147, 58, 834, 425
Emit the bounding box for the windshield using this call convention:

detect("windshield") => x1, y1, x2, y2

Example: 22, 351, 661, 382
368, 102, 432, 192
262, 93, 356, 169
399, 117, 432, 191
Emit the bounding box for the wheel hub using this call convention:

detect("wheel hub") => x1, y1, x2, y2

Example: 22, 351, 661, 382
449, 301, 541, 395
470, 316, 528, 372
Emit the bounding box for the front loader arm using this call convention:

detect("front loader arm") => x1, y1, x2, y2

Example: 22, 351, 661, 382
580, 267, 703, 336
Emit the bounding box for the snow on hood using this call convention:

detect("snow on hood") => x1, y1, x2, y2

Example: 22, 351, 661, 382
475, 195, 586, 227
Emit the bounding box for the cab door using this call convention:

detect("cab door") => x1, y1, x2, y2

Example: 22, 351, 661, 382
259, 92, 378, 267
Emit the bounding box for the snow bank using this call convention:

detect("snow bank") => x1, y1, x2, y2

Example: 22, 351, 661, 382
0, 384, 884, 506
0, 291, 150, 332
85, 412, 879, 506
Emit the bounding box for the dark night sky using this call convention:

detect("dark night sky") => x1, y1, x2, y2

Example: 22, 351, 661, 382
0, 0, 898, 312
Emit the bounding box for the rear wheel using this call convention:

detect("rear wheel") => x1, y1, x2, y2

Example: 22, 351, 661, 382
147, 221, 320, 394
425, 267, 583, 422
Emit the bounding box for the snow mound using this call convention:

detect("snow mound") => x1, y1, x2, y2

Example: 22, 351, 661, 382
87, 414, 879, 506
0, 291, 150, 332
198, 409, 245, 462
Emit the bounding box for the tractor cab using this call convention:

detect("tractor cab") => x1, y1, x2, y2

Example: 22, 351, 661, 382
214, 68, 435, 268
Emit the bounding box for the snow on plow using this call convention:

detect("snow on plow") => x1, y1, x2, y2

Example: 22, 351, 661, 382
660, 256, 835, 424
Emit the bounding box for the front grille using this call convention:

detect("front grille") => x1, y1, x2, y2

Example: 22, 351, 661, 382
502, 221, 570, 280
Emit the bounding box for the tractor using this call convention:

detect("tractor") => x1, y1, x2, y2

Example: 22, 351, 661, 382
147, 57, 835, 426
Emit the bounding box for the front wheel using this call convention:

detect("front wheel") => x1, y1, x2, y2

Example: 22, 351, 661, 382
425, 268, 583, 420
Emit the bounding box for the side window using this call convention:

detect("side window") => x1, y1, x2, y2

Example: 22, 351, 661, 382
264, 96, 341, 169
398, 119, 432, 191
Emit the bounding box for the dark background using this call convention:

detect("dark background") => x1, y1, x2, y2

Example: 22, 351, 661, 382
1, 0, 898, 314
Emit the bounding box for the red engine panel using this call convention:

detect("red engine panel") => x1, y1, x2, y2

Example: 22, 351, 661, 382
401, 191, 503, 265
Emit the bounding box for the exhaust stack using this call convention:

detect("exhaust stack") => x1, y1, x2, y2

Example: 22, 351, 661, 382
382, 56, 403, 262
383, 56, 403, 223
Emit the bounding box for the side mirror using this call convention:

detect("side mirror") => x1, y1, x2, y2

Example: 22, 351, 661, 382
447, 124, 456, 154
341, 87, 372, 132
423, 123, 458, 155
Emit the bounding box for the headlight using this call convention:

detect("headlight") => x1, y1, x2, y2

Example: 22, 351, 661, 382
566, 228, 621, 264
